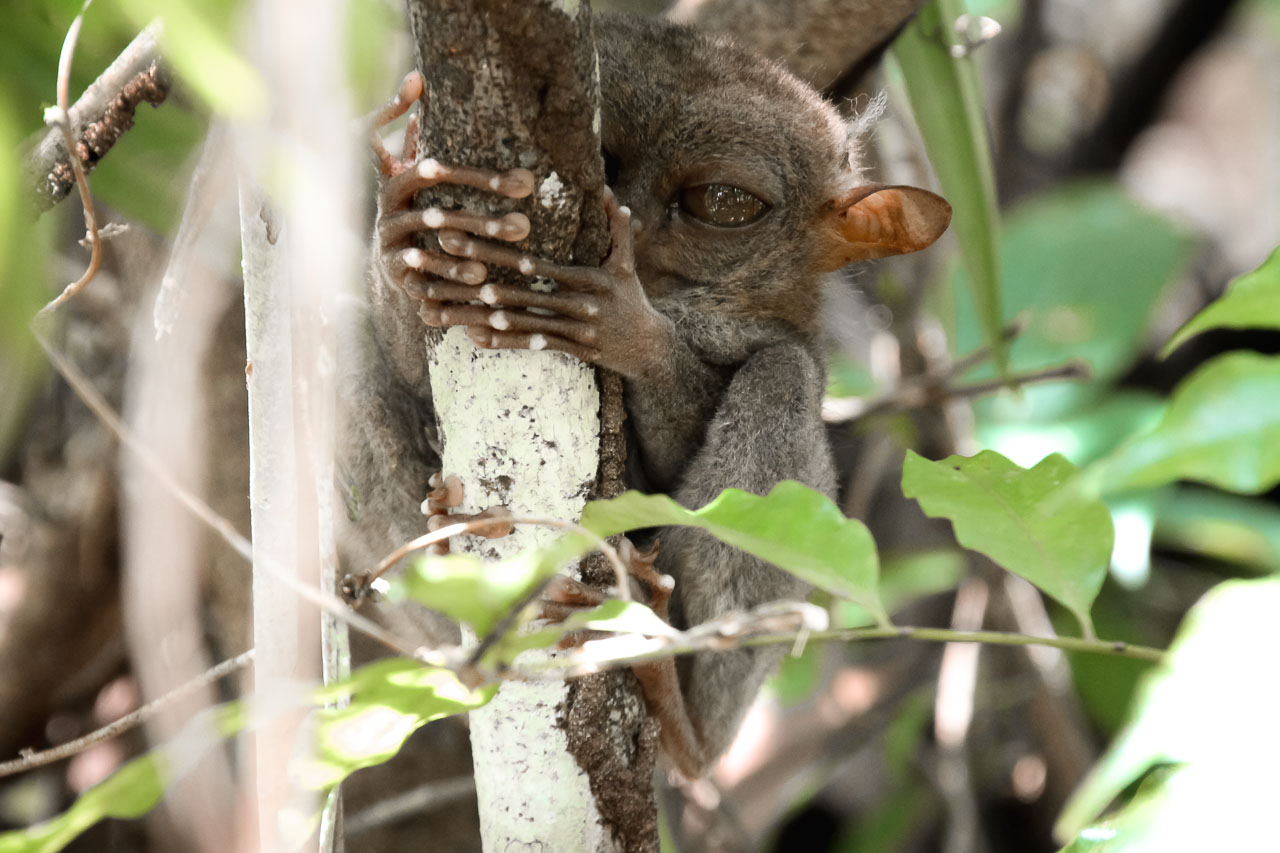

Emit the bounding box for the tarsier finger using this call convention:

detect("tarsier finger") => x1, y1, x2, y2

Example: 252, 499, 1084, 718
379, 207, 530, 247
381, 161, 535, 212
436, 230, 608, 293
466, 328, 599, 363
367, 71, 425, 177
393, 250, 486, 286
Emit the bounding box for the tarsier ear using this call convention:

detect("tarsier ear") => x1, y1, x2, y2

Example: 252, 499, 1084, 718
817, 185, 952, 271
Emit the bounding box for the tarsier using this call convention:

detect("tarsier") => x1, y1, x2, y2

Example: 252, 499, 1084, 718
354, 14, 950, 777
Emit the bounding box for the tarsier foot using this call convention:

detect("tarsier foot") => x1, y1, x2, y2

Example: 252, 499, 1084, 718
431, 188, 671, 379
540, 536, 671, 632
421, 472, 513, 555
371, 72, 535, 306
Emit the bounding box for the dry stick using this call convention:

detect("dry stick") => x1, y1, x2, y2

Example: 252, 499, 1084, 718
38, 0, 104, 315
824, 359, 1090, 423
29, 331, 418, 660
28, 20, 167, 212
0, 650, 255, 779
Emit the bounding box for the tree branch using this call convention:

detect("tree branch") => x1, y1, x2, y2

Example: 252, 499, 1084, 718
25, 20, 169, 214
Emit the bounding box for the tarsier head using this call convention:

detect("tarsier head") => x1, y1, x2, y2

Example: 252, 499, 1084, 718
597, 14, 952, 327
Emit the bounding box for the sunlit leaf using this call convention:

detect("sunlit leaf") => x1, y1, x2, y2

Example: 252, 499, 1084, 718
389, 548, 561, 637
0, 703, 245, 853
302, 659, 495, 790
891, 0, 1005, 375
902, 450, 1112, 635
561, 599, 678, 638
1093, 353, 1280, 495
1055, 578, 1280, 848
1162, 246, 1280, 357
581, 482, 884, 620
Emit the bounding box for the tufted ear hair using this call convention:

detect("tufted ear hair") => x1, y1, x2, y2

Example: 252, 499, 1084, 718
816, 184, 952, 271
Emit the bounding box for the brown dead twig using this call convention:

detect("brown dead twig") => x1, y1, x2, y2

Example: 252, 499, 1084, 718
33, 15, 169, 315
27, 19, 169, 214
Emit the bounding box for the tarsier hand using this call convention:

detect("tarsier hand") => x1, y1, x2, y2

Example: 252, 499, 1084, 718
370, 73, 672, 381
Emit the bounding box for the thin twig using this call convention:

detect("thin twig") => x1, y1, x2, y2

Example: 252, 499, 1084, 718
29, 329, 418, 659
39, 0, 103, 315
0, 650, 255, 779
522, 618, 1166, 679
344, 776, 477, 836
362, 515, 631, 597
824, 359, 1090, 423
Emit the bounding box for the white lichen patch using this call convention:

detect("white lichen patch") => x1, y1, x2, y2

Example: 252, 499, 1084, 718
429, 326, 606, 851
537, 171, 566, 210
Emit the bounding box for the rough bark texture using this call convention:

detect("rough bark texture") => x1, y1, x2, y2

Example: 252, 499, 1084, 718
406, 1, 657, 850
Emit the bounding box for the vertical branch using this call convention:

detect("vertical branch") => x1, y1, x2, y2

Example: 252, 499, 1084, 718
403, 0, 656, 849
239, 0, 357, 847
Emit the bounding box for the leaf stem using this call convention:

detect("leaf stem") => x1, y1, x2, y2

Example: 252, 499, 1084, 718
765, 625, 1166, 662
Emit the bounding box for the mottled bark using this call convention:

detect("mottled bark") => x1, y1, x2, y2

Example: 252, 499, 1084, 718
405, 1, 656, 850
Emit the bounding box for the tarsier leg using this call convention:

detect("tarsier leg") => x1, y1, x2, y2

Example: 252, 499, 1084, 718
641, 342, 835, 777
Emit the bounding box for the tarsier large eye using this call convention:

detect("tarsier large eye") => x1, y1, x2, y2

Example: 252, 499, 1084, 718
678, 184, 770, 227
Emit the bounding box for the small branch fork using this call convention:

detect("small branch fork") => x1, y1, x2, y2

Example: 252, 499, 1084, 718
28, 18, 169, 213
823, 318, 1092, 424
33, 14, 169, 315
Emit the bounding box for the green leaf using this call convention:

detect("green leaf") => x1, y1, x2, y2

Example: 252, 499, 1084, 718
978, 391, 1166, 470
833, 547, 966, 628
389, 548, 562, 637
581, 482, 884, 621
901, 450, 1112, 635
891, 0, 1005, 375
1055, 578, 1280, 849
1162, 246, 1280, 356
0, 754, 167, 853
954, 183, 1190, 418
0, 703, 246, 853
1155, 485, 1280, 573
302, 659, 495, 790
1093, 353, 1280, 495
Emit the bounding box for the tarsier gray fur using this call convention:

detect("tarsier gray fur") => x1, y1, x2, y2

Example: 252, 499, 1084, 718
349, 13, 950, 776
